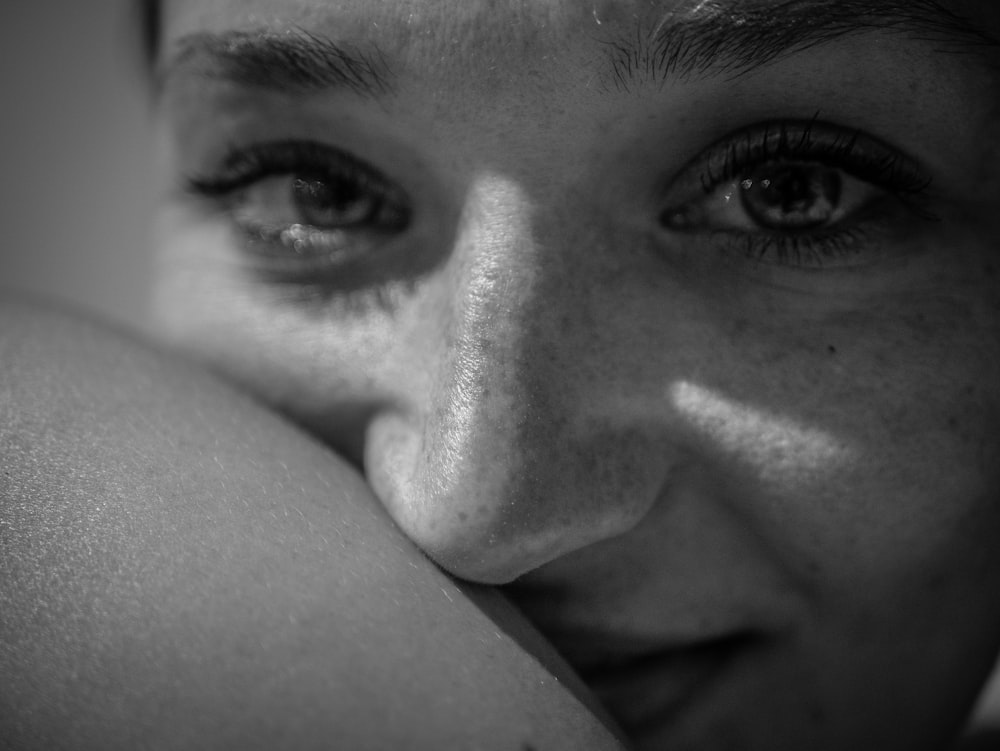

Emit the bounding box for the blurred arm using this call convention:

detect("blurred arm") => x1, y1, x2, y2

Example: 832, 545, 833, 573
0, 300, 622, 751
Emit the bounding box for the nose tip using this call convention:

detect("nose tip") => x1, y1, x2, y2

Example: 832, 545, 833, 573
366, 391, 657, 584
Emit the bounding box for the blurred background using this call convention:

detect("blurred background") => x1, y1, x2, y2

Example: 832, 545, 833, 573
0, 0, 154, 331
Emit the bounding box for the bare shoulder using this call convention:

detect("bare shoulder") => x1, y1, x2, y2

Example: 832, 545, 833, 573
0, 300, 622, 751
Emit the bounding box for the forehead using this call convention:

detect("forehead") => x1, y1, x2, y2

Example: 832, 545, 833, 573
162, 0, 653, 39
158, 0, 1000, 44
162, 0, 612, 61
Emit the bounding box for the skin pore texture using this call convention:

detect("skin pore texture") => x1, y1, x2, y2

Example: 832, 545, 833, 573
6, 0, 1000, 749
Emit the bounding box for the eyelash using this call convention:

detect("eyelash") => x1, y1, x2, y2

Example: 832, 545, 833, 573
185, 140, 410, 278
703, 120, 931, 196
664, 119, 937, 268
185, 121, 935, 283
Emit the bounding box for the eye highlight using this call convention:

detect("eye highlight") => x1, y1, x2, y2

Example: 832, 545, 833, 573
660, 120, 936, 270
185, 140, 411, 276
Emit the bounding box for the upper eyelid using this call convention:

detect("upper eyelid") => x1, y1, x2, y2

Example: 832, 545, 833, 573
661, 120, 934, 205
184, 126, 932, 222
183, 139, 414, 236
658, 119, 945, 239
184, 140, 402, 198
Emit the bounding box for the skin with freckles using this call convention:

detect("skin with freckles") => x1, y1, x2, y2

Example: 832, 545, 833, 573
144, 0, 1000, 748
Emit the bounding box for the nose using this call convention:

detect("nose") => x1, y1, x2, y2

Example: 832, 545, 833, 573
364, 175, 669, 583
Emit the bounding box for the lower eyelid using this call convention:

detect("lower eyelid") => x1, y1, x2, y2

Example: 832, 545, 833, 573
247, 223, 353, 256
709, 226, 882, 270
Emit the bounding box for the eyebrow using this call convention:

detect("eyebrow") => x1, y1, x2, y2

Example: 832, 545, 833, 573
603, 0, 1000, 91
159, 28, 393, 97
157, 0, 999, 98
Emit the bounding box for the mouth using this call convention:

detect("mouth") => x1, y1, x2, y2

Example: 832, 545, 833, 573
560, 631, 756, 736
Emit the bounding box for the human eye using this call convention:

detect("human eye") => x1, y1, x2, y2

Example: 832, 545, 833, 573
185, 140, 412, 279
659, 120, 936, 270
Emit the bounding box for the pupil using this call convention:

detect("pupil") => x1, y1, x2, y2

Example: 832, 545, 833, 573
741, 164, 842, 230
292, 175, 373, 227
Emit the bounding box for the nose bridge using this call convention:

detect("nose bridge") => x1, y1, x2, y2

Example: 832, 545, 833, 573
399, 174, 656, 582
430, 176, 550, 496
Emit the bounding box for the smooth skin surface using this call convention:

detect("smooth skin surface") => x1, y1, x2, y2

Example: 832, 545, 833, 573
0, 301, 622, 750
50, 0, 1000, 748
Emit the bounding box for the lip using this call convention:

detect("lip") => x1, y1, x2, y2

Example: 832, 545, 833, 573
561, 632, 753, 736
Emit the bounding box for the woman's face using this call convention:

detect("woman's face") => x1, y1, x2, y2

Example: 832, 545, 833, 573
150, 0, 1000, 747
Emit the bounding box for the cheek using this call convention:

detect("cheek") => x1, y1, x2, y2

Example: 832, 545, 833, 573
698, 290, 1000, 604
668, 380, 856, 487
148, 216, 406, 441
